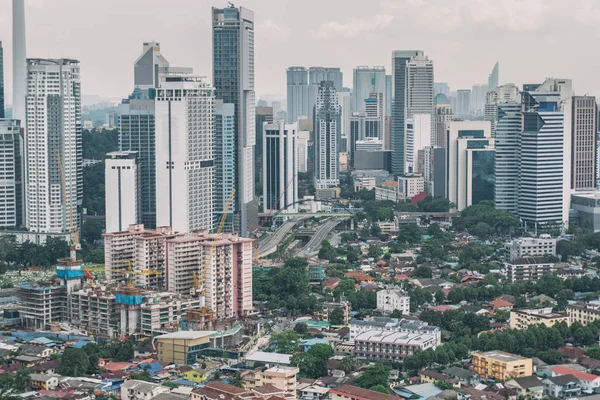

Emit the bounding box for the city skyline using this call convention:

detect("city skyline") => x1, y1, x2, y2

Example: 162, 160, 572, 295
1, 0, 599, 101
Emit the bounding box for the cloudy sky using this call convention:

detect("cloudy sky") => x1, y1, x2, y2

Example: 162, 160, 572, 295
1, 0, 599, 102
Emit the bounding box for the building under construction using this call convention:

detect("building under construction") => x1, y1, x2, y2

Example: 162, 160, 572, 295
18, 280, 67, 330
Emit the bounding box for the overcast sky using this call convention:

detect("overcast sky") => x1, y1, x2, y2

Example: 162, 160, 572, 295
1, 0, 599, 102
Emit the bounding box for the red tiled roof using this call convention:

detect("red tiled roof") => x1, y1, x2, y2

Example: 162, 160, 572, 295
344, 271, 374, 281
488, 299, 513, 308
103, 361, 132, 372
253, 384, 284, 395
330, 384, 402, 400
205, 381, 248, 394
552, 366, 600, 382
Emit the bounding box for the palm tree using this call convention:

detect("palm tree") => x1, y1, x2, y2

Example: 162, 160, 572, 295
230, 371, 244, 388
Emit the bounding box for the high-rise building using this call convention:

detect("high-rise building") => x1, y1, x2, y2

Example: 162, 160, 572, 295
421, 146, 446, 197
494, 101, 522, 215
391, 50, 423, 175
519, 79, 572, 233
214, 101, 236, 231
212, 5, 256, 236
133, 42, 170, 97
314, 81, 341, 189
155, 75, 214, 233
446, 121, 494, 210
488, 62, 500, 91
385, 75, 392, 117
263, 120, 298, 213
309, 67, 343, 90
255, 106, 273, 168
471, 84, 488, 117
119, 99, 156, 228
405, 114, 432, 174
25, 59, 81, 236
434, 82, 450, 97
484, 84, 519, 137
296, 129, 310, 173
352, 66, 386, 112
338, 91, 351, 152
349, 111, 365, 165
12, 0, 27, 127
0, 41, 4, 118
105, 151, 138, 234
434, 94, 453, 147
406, 54, 435, 145
456, 90, 471, 118
571, 96, 597, 190
0, 119, 22, 227
287, 67, 309, 123
365, 92, 385, 140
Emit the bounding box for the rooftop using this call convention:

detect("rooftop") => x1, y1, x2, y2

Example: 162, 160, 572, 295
552, 365, 600, 382
245, 351, 292, 365
330, 384, 400, 400
355, 330, 436, 345
474, 351, 529, 362
154, 331, 216, 340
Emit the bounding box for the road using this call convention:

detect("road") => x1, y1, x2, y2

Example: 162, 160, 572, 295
258, 220, 299, 257
296, 218, 342, 257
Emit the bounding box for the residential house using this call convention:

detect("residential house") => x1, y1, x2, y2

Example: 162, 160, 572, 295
18, 344, 55, 358
505, 376, 544, 400
419, 370, 459, 388
30, 374, 59, 390
120, 380, 170, 400
442, 367, 480, 386
183, 368, 206, 383
542, 375, 582, 399
552, 365, 600, 391
488, 299, 514, 311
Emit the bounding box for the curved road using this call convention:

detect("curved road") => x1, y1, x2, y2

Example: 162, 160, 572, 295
296, 218, 342, 257
258, 219, 300, 257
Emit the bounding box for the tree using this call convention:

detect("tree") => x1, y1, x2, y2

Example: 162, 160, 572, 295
0, 373, 14, 392
130, 371, 152, 382
271, 331, 300, 354
413, 266, 433, 278
14, 368, 31, 391
368, 246, 383, 259
435, 380, 454, 390
536, 349, 563, 365
418, 196, 452, 212
355, 364, 390, 390
435, 290, 445, 304
294, 322, 308, 335
330, 308, 345, 325
59, 348, 90, 377
115, 338, 135, 361
339, 357, 356, 374
389, 309, 404, 319
291, 343, 334, 379
87, 354, 100, 374
370, 385, 389, 394
162, 382, 179, 389
83, 218, 105, 244
229, 371, 244, 388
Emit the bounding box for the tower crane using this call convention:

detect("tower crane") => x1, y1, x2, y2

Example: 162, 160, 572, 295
107, 259, 160, 287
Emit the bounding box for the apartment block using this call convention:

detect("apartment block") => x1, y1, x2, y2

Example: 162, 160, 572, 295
472, 351, 533, 380
244, 366, 299, 392
504, 257, 557, 282
377, 289, 410, 315
505, 235, 557, 260
509, 308, 569, 330
355, 330, 438, 361
567, 301, 600, 325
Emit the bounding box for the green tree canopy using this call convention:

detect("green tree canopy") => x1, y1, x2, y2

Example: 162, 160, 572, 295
59, 348, 90, 377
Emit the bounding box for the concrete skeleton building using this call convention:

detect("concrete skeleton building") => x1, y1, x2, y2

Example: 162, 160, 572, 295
105, 151, 139, 234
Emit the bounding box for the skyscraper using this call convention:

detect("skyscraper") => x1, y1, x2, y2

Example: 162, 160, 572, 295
571, 96, 598, 190
494, 100, 521, 215
309, 67, 343, 90
391, 50, 422, 175
314, 81, 341, 189
214, 100, 236, 230
0, 41, 4, 118
488, 62, 499, 91
405, 114, 432, 174
434, 82, 450, 97
434, 93, 453, 147
352, 66, 386, 113
471, 84, 488, 117
0, 119, 22, 227
133, 42, 170, 97
255, 106, 273, 167
385, 75, 392, 117
406, 54, 435, 144
287, 66, 309, 123
338, 91, 351, 152
105, 151, 138, 234
456, 90, 471, 118
25, 59, 81, 236
263, 120, 297, 213
484, 83, 519, 137
155, 75, 214, 233
212, 5, 256, 236
12, 0, 27, 126
519, 79, 572, 233
365, 92, 385, 139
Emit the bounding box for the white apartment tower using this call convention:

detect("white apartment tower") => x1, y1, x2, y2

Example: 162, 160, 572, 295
105, 151, 139, 234
0, 119, 23, 227
314, 81, 341, 189
155, 75, 214, 233
406, 54, 435, 145
25, 59, 81, 235
262, 121, 298, 213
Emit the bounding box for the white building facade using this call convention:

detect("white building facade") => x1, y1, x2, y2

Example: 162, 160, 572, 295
0, 119, 23, 228
105, 151, 138, 234
263, 121, 298, 213
377, 289, 410, 315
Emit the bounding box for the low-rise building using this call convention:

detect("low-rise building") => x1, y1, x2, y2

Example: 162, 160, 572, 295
350, 317, 441, 346
375, 180, 399, 202
542, 375, 582, 399
567, 301, 600, 325
443, 367, 480, 386
245, 351, 292, 368
153, 331, 214, 364
244, 366, 299, 392
318, 301, 352, 325
472, 351, 533, 380
509, 308, 570, 330
30, 374, 59, 390
551, 366, 600, 391
376, 289, 409, 315
329, 384, 400, 400
398, 175, 425, 200
121, 380, 170, 400
504, 257, 557, 282
354, 330, 438, 361
505, 235, 556, 260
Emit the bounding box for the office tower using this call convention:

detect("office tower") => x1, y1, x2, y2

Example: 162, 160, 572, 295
134, 42, 170, 97
349, 112, 365, 165
296, 130, 310, 173
155, 75, 214, 233
571, 96, 597, 190
338, 91, 351, 152
484, 83, 519, 137
352, 66, 386, 112
391, 50, 423, 175
0, 120, 22, 227
519, 79, 572, 233
119, 99, 156, 228
309, 67, 343, 90
494, 101, 521, 214
255, 106, 273, 165
12, 0, 27, 126
214, 101, 236, 230
421, 146, 446, 197
471, 84, 488, 117
212, 5, 256, 236
434, 94, 453, 147
405, 114, 432, 174
263, 121, 298, 213
0, 41, 4, 118
406, 54, 435, 144
384, 116, 392, 150
434, 82, 450, 97
446, 121, 494, 210
314, 81, 341, 189
455, 90, 471, 118
105, 151, 138, 234
385, 75, 392, 117
488, 62, 499, 91
287, 66, 309, 123
25, 59, 81, 235
165, 232, 253, 319
364, 92, 385, 140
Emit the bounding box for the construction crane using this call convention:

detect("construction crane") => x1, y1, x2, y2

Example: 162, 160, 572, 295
107, 259, 160, 287
56, 149, 81, 261
198, 189, 236, 307
253, 175, 296, 264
